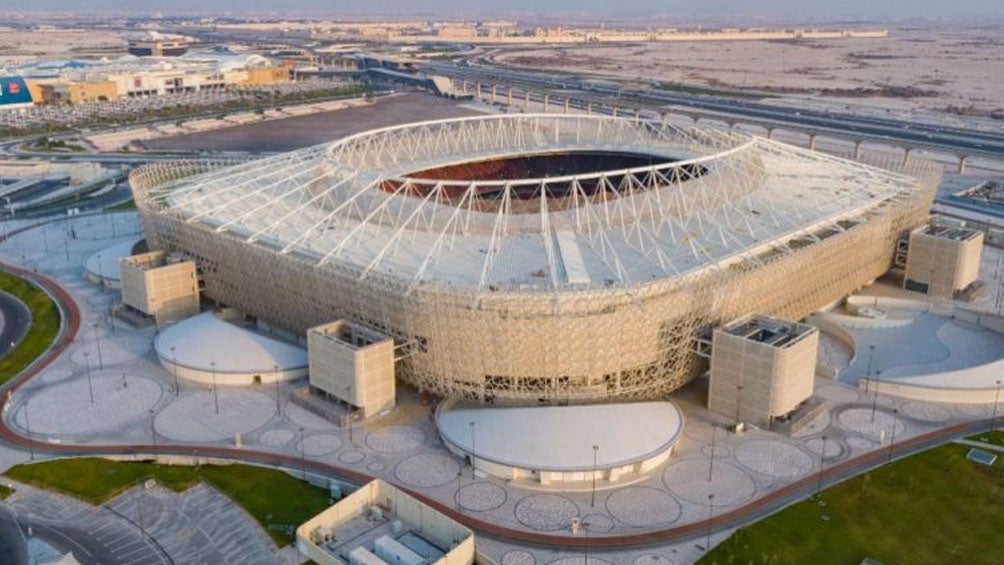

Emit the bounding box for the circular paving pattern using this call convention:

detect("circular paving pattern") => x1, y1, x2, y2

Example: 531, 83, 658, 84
15, 372, 163, 436
814, 383, 860, 404
502, 551, 537, 565
634, 555, 674, 565
338, 450, 365, 464
366, 425, 426, 453
547, 557, 613, 565
581, 512, 614, 534
155, 389, 275, 442
955, 403, 992, 419
846, 436, 875, 451
515, 494, 580, 532
258, 429, 295, 447
804, 437, 845, 459
299, 433, 343, 456
396, 453, 461, 488
606, 486, 680, 527
70, 335, 151, 366
701, 444, 731, 458
283, 403, 338, 431
664, 459, 757, 506
900, 402, 952, 423
836, 408, 906, 439
38, 368, 74, 384
456, 482, 506, 512
734, 439, 814, 479
682, 422, 714, 443
367, 461, 386, 473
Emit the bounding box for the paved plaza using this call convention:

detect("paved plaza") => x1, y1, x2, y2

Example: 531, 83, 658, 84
0, 212, 1001, 564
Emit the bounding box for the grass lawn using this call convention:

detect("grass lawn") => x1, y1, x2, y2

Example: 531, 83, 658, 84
967, 430, 1004, 447
0, 270, 61, 385
5, 458, 333, 546
700, 443, 1004, 565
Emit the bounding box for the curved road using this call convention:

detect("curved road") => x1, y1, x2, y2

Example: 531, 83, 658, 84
0, 291, 31, 358
0, 222, 995, 553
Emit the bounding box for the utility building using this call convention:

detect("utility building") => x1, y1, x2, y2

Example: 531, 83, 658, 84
119, 251, 200, 326
708, 314, 819, 427
307, 320, 396, 419
904, 225, 983, 299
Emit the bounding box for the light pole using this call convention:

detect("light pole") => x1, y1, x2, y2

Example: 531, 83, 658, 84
991, 380, 1002, 433
171, 346, 178, 397
590, 444, 599, 508
886, 408, 899, 465
211, 361, 219, 415
469, 421, 477, 479
346, 383, 354, 445
299, 426, 307, 480
870, 370, 882, 423
816, 435, 827, 496
23, 400, 33, 461
93, 323, 104, 370
83, 351, 95, 404
866, 344, 875, 379
705, 493, 715, 552
273, 364, 281, 417
149, 409, 156, 447
734, 384, 744, 424
708, 424, 717, 482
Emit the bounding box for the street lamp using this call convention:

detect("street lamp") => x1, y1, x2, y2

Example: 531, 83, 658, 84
469, 421, 477, 479
299, 426, 307, 480
273, 364, 282, 417
590, 444, 599, 508
93, 323, 104, 370
705, 493, 715, 552
83, 351, 94, 404
708, 424, 717, 482
149, 409, 156, 447
171, 346, 178, 397
211, 361, 219, 415
816, 435, 827, 496
886, 408, 899, 465
23, 400, 33, 461
734, 384, 744, 424
991, 380, 1002, 433
870, 370, 882, 423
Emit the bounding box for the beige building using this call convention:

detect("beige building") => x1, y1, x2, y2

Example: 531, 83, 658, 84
119, 251, 200, 326
297, 479, 475, 565
307, 320, 396, 419
129, 115, 940, 406
904, 225, 984, 299
708, 314, 819, 427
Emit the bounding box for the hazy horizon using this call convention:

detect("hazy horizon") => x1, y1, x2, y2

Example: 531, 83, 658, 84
5, 0, 1004, 23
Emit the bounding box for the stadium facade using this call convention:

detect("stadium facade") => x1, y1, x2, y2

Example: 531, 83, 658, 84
130, 114, 940, 404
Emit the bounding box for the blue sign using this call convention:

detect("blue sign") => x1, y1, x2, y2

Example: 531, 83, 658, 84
0, 77, 33, 106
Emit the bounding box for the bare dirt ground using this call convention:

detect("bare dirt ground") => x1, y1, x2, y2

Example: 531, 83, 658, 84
0, 28, 126, 65
495, 26, 1004, 119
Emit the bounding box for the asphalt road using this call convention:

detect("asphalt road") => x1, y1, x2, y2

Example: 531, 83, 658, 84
0, 504, 28, 565
0, 291, 31, 358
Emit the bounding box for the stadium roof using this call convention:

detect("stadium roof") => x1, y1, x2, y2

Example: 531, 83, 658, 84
144, 114, 923, 296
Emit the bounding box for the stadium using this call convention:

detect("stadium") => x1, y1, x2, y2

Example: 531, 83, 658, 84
129, 113, 941, 404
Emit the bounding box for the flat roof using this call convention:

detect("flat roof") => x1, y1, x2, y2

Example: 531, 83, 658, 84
84, 238, 142, 281
155, 312, 308, 374
436, 400, 683, 471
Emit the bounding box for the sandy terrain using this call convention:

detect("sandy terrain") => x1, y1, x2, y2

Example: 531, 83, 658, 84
495, 26, 1004, 119
0, 28, 126, 65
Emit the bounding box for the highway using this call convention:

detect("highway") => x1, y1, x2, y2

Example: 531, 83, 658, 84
422, 60, 1004, 159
